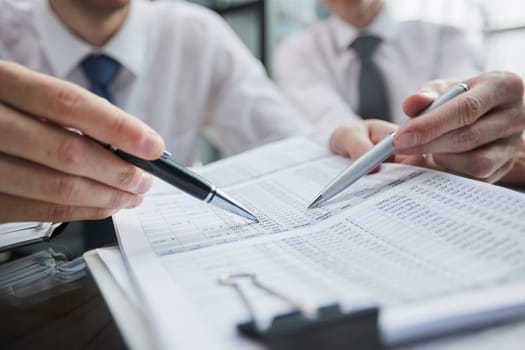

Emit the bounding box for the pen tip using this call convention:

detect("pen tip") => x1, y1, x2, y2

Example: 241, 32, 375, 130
238, 209, 258, 223
307, 196, 324, 209
235, 205, 258, 223
210, 189, 259, 223
247, 214, 259, 223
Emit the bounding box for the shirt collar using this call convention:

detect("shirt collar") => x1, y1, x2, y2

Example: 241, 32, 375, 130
35, 0, 146, 79
331, 4, 398, 53
103, 1, 146, 78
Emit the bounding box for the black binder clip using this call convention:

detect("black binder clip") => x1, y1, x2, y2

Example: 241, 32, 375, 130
219, 273, 382, 350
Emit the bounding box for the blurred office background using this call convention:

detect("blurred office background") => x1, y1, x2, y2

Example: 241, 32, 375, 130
184, 0, 525, 78
173, 0, 525, 162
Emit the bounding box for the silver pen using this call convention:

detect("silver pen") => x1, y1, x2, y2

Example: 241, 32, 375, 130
308, 83, 468, 209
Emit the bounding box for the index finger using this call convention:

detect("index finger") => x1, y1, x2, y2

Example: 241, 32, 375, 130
395, 71, 524, 150
0, 61, 165, 159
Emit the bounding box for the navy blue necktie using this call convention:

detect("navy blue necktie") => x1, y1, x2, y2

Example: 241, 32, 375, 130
79, 55, 121, 246
81, 54, 121, 104
350, 35, 390, 121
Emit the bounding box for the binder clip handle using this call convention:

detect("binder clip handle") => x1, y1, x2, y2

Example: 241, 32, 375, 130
219, 273, 383, 350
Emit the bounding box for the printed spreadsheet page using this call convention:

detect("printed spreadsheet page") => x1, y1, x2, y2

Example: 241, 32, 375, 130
113, 137, 525, 350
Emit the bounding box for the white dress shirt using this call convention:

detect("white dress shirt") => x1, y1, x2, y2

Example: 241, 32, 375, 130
274, 6, 482, 129
0, 0, 311, 165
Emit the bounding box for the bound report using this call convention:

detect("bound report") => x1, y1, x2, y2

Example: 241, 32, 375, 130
112, 137, 525, 350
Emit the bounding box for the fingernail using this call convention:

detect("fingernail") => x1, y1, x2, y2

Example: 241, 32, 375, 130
135, 172, 154, 194
396, 132, 420, 149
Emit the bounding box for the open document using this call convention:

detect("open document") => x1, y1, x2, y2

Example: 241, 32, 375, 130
113, 137, 525, 350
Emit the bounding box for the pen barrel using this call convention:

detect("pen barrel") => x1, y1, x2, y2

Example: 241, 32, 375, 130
114, 149, 212, 200
416, 83, 468, 116
310, 83, 468, 208
323, 134, 397, 199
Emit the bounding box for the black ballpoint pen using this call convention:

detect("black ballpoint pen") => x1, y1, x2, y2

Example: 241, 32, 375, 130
112, 147, 258, 222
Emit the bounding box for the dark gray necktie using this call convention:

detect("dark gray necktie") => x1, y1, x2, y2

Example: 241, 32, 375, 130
350, 35, 390, 121
81, 54, 121, 104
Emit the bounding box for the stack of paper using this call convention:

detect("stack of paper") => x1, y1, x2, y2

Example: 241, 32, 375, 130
95, 137, 525, 349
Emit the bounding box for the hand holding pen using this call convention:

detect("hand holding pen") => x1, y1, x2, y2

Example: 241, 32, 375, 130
312, 71, 525, 207
396, 72, 525, 186
113, 149, 258, 222
0, 62, 257, 223
0, 62, 164, 222
310, 83, 468, 208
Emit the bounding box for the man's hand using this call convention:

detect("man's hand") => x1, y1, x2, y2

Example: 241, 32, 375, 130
329, 119, 426, 171
0, 61, 165, 222
329, 71, 525, 188
396, 71, 525, 185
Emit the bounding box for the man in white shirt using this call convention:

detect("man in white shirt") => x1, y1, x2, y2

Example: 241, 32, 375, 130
1, 0, 310, 165
274, 0, 482, 127
0, 0, 312, 223
334, 71, 525, 187
273, 0, 525, 188
0, 0, 524, 225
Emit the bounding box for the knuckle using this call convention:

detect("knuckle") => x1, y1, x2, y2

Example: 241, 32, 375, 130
457, 94, 483, 127
497, 71, 524, 98
483, 71, 525, 110
53, 85, 84, 116
47, 204, 73, 221
56, 136, 87, 167
470, 151, 495, 179
454, 127, 482, 151
52, 175, 81, 203
115, 165, 138, 189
